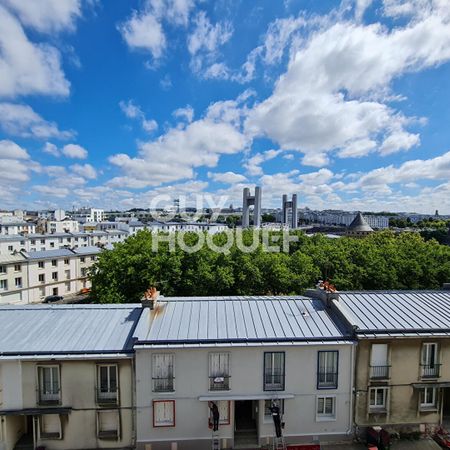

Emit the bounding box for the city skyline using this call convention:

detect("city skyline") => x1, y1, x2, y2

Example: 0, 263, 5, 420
1, 0, 450, 213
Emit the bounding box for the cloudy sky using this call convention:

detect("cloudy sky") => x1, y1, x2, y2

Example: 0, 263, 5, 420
1, 0, 450, 213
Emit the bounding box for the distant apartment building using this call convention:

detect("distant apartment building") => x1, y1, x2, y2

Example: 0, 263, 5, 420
45, 220, 80, 234
146, 222, 228, 234
133, 296, 355, 450
0, 247, 100, 304
0, 304, 139, 450
71, 208, 105, 223
0, 220, 36, 236
302, 211, 389, 229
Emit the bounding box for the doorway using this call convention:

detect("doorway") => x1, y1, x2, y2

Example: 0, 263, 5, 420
443, 388, 450, 428
234, 401, 258, 448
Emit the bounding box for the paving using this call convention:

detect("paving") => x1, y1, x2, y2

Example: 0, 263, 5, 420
321, 437, 441, 449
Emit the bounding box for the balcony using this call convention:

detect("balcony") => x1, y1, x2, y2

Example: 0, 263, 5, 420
264, 372, 285, 391
209, 375, 230, 391
38, 390, 60, 405
317, 371, 338, 389
370, 365, 391, 380
96, 389, 118, 405
421, 364, 441, 378
152, 377, 175, 392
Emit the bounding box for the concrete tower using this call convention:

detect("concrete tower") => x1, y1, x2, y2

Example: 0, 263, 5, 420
282, 194, 298, 229
242, 186, 262, 228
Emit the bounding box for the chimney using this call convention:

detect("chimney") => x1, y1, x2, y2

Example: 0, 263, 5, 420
141, 286, 160, 310
443, 283, 450, 291
305, 280, 339, 307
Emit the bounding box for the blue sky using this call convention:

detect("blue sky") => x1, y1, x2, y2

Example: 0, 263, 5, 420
1, 0, 450, 213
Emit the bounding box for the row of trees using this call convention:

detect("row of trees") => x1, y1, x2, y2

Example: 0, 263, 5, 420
89, 230, 450, 303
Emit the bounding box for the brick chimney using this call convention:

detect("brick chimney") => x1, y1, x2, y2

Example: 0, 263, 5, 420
141, 286, 160, 310
305, 280, 339, 307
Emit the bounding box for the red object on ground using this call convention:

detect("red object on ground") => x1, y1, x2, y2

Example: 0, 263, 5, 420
287, 445, 320, 450
434, 427, 450, 448
368, 446, 378, 450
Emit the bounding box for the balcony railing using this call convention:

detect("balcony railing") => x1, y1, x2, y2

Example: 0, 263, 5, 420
264, 372, 285, 391
209, 375, 230, 391
38, 390, 60, 405
317, 371, 338, 389
96, 389, 118, 405
152, 377, 175, 392
421, 363, 441, 378
370, 365, 391, 380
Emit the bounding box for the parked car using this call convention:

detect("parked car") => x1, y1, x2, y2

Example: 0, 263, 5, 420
43, 295, 64, 303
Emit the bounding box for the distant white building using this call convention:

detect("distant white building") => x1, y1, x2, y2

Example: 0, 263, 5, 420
45, 219, 80, 234
0, 220, 35, 236
71, 208, 104, 223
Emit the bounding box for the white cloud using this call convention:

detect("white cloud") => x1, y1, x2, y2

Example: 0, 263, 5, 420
119, 100, 158, 133
61, 144, 88, 159
148, 0, 195, 27
173, 105, 194, 123
187, 11, 233, 76
245, 9, 450, 166
208, 171, 247, 184
118, 10, 166, 59
0, 5, 70, 97
42, 142, 60, 157
0, 103, 73, 139
0, 139, 29, 159
244, 149, 282, 176
70, 163, 97, 180
0, 158, 30, 182
355, 0, 373, 21
34, 185, 69, 198
2, 0, 81, 33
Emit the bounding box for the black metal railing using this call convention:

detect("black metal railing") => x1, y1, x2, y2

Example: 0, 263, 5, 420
370, 365, 391, 379
152, 377, 175, 392
96, 388, 118, 405
264, 372, 285, 391
209, 375, 230, 391
421, 363, 441, 378
38, 389, 60, 405
317, 371, 338, 389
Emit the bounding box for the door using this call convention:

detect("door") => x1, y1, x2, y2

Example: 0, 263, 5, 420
52, 287, 58, 296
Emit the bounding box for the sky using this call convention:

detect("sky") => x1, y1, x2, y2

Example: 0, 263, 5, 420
1, 0, 450, 214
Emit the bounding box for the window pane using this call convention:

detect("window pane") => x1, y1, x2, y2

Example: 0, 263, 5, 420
109, 366, 117, 391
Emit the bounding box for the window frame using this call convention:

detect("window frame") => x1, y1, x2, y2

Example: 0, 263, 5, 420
96, 409, 121, 440
208, 400, 231, 426
368, 387, 389, 412
37, 365, 61, 405
97, 364, 119, 405
39, 414, 62, 440
317, 350, 339, 390
263, 399, 285, 423
152, 353, 175, 393
316, 395, 336, 421
263, 351, 285, 391
153, 400, 176, 428
208, 352, 231, 391
419, 387, 438, 411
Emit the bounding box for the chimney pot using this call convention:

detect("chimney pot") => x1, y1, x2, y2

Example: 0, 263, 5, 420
141, 287, 160, 309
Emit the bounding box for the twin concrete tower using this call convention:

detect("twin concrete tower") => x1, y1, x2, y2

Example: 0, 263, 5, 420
241, 187, 298, 228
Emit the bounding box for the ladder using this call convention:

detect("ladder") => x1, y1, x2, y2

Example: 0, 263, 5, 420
211, 430, 220, 450
272, 435, 287, 450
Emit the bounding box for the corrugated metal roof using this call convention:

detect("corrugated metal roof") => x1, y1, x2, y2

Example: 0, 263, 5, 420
134, 296, 351, 345
0, 253, 26, 264
0, 304, 142, 356
72, 246, 102, 255
25, 249, 75, 259
336, 291, 450, 335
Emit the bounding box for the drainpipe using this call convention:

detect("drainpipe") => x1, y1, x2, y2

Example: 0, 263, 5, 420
131, 356, 136, 448
348, 341, 357, 436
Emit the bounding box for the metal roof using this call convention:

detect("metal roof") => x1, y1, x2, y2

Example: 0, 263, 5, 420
134, 296, 352, 345
72, 246, 102, 255
0, 253, 26, 264
348, 212, 373, 232
0, 304, 142, 357
24, 249, 75, 260
335, 291, 450, 336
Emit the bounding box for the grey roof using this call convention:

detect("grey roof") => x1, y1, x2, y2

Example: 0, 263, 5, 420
0, 304, 142, 356
134, 296, 351, 346
348, 212, 373, 232
0, 235, 23, 242
0, 253, 26, 264
25, 249, 74, 260
72, 246, 102, 255
335, 291, 450, 337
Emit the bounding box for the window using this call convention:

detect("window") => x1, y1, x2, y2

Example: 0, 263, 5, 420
81, 268, 88, 277
91, 256, 96, 261
421, 343, 440, 378
51, 260, 57, 267
317, 396, 336, 420
64, 259, 69, 265
153, 400, 175, 427
370, 344, 389, 379
0, 280, 7, 290
152, 354, 174, 392
65, 282, 70, 292
97, 365, 118, 404
208, 401, 230, 426
97, 410, 120, 439
8, 245, 13, 251
52, 272, 58, 281
14, 264, 21, 272
38, 261, 44, 269
39, 274, 45, 283
369, 387, 388, 412
31, 240, 36, 245
50, 242, 55, 248
81, 257, 85, 263
0, 265, 6, 274
39, 287, 45, 297
264, 352, 285, 391
317, 351, 338, 389
40, 239, 45, 245
65, 270, 71, 280
38, 366, 60, 404
39, 414, 62, 439
264, 399, 284, 422
15, 277, 22, 288
420, 387, 437, 410
209, 353, 230, 391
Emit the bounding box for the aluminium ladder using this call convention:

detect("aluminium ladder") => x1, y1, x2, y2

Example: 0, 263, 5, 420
211, 429, 220, 450
273, 435, 287, 450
